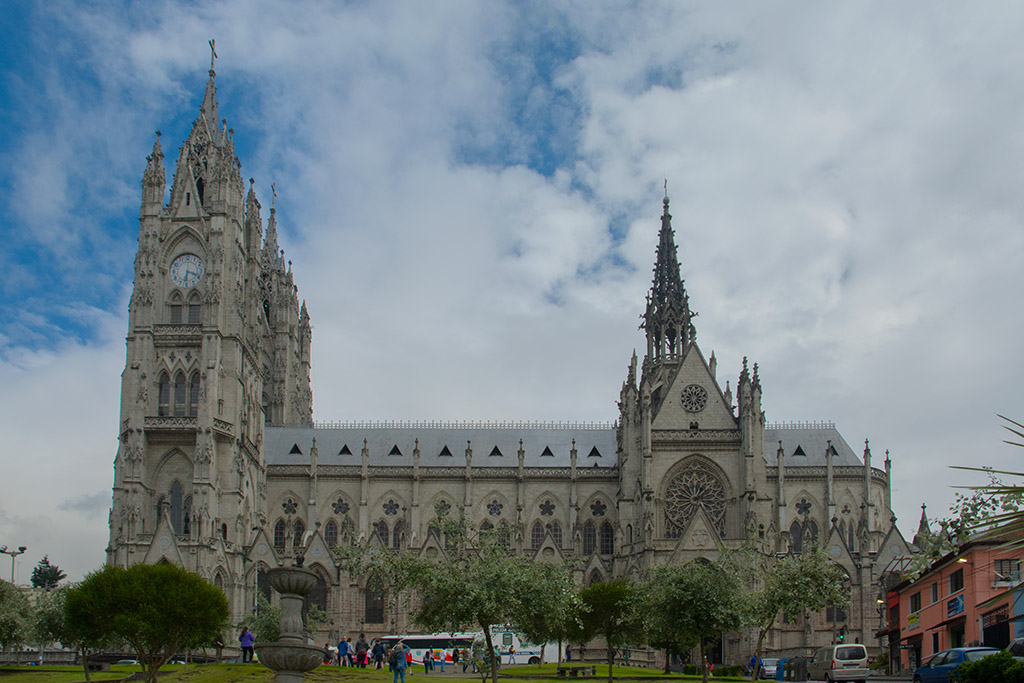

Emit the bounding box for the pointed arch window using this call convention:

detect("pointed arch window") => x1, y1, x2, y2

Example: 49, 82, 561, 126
173, 372, 187, 416
376, 520, 389, 547
531, 521, 545, 549
170, 481, 184, 533
325, 520, 338, 548
187, 292, 202, 325
274, 520, 286, 549
341, 517, 355, 544
293, 519, 305, 549
169, 292, 184, 324
848, 522, 855, 552
188, 372, 200, 417
588, 570, 602, 586
583, 520, 596, 556
600, 521, 614, 556
790, 520, 803, 554
498, 521, 511, 547
392, 520, 404, 549
365, 573, 385, 624
257, 565, 272, 602
480, 520, 494, 532
158, 372, 170, 416
305, 572, 327, 614
550, 521, 563, 549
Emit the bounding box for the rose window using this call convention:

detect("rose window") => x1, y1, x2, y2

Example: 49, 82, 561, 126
332, 499, 349, 515
383, 500, 399, 516
680, 384, 708, 413
590, 500, 607, 517
539, 500, 555, 516
487, 500, 503, 516
282, 499, 297, 515
664, 464, 726, 537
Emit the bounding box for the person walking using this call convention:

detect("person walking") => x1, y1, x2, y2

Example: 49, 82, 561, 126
373, 639, 385, 669
238, 627, 255, 663
452, 646, 460, 673
391, 642, 408, 683
356, 634, 369, 667
338, 636, 349, 666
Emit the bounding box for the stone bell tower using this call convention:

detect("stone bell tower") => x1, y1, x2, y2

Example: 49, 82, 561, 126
107, 50, 312, 622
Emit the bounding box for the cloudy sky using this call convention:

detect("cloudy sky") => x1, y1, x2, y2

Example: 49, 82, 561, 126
1, 1, 1022, 583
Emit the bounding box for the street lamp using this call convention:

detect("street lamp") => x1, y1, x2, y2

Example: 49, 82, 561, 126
0, 545, 28, 583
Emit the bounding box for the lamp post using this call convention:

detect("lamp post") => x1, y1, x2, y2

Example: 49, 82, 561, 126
0, 545, 27, 583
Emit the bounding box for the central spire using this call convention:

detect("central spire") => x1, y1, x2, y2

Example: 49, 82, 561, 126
641, 193, 695, 363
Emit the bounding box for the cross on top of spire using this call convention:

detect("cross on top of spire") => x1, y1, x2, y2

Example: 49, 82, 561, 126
209, 39, 218, 72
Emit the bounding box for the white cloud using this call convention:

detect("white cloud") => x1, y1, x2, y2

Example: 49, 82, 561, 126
3, 1, 1024, 580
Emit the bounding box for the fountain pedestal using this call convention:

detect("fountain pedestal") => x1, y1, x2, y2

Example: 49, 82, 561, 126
255, 564, 323, 683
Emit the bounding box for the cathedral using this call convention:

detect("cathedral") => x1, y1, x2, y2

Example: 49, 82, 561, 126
107, 63, 916, 662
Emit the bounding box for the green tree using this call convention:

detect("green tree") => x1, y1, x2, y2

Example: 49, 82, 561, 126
514, 561, 581, 665
640, 560, 742, 683
0, 578, 32, 651
33, 586, 68, 662
731, 546, 847, 682
65, 563, 228, 683
375, 501, 579, 683
577, 580, 644, 683
30, 556, 67, 590
243, 592, 282, 643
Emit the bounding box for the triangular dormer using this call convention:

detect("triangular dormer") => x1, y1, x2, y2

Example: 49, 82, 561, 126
338, 444, 352, 455
650, 342, 738, 431
389, 445, 402, 456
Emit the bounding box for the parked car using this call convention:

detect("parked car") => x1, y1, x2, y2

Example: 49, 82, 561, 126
1007, 637, 1024, 661
911, 647, 1000, 683
758, 658, 780, 679
807, 643, 869, 682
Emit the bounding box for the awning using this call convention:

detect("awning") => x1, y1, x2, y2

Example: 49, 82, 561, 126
928, 615, 967, 630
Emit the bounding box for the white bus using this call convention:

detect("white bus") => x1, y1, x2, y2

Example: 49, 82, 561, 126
381, 628, 558, 666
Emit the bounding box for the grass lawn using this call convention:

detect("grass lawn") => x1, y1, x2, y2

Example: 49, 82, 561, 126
0, 662, 749, 682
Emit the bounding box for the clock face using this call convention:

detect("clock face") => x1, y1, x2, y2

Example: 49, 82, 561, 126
681, 384, 708, 412
170, 254, 204, 288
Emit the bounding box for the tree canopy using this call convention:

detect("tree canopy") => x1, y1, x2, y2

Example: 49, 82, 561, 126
578, 580, 644, 683
65, 563, 228, 683
0, 578, 32, 650
30, 556, 67, 590
640, 560, 742, 683
730, 546, 848, 681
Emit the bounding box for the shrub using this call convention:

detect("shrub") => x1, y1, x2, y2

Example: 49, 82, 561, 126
955, 651, 1024, 683
712, 664, 744, 677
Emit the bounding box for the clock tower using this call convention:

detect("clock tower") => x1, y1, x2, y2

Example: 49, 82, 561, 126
107, 61, 313, 622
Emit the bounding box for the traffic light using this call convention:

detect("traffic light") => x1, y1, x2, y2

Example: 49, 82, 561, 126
838, 626, 846, 642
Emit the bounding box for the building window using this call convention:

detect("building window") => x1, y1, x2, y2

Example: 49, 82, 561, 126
930, 583, 938, 603
949, 568, 964, 594
293, 519, 305, 549
173, 373, 187, 416
188, 373, 200, 416
376, 520, 389, 546
583, 521, 596, 556
531, 521, 545, 549
995, 559, 1021, 582
187, 292, 202, 325
498, 521, 510, 547
365, 574, 385, 623
931, 633, 939, 654
826, 604, 847, 622
664, 463, 726, 537
220, 523, 228, 541
790, 521, 803, 553
392, 520, 404, 549
600, 521, 614, 556
273, 520, 286, 548
909, 592, 922, 613
158, 372, 170, 416
169, 292, 183, 324
550, 521, 562, 549
325, 520, 338, 548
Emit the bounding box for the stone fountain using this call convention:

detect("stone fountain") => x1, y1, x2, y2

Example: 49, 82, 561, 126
255, 556, 323, 683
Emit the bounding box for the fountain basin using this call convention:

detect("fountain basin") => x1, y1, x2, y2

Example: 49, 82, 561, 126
256, 643, 323, 673
266, 566, 318, 596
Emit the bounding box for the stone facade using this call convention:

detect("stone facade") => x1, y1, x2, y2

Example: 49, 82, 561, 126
107, 66, 914, 662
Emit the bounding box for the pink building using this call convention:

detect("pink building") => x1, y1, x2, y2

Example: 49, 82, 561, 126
892, 537, 1021, 672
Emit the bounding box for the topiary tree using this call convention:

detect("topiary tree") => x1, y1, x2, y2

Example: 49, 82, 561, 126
65, 563, 228, 683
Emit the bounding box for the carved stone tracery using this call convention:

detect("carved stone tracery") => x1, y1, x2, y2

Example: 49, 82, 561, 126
664, 463, 726, 537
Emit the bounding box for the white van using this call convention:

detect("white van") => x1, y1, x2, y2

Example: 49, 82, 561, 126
806, 644, 869, 682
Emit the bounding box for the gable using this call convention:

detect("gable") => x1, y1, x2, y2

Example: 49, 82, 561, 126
651, 343, 738, 431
